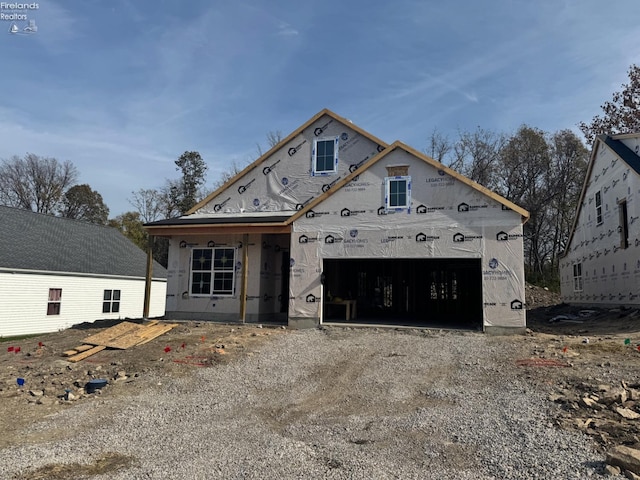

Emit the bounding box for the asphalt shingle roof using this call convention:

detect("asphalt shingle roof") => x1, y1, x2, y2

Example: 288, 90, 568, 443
0, 206, 167, 279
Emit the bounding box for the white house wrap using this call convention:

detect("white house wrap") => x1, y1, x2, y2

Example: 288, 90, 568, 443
146, 110, 529, 333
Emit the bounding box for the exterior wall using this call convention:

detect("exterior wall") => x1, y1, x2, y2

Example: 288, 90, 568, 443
560, 140, 640, 306
194, 114, 383, 215
0, 271, 166, 337
290, 148, 526, 330
164, 234, 289, 322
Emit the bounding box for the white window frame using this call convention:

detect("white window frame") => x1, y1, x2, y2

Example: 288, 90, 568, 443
573, 263, 583, 292
47, 288, 62, 316
595, 190, 603, 225
385, 176, 411, 210
312, 137, 339, 176
190, 247, 236, 297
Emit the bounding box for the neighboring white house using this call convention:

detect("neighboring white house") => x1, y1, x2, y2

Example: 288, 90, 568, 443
560, 133, 640, 306
146, 109, 529, 333
0, 206, 167, 337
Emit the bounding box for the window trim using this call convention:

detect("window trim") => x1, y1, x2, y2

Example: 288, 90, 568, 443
573, 263, 583, 292
189, 247, 237, 297
384, 176, 411, 210
47, 288, 62, 316
102, 289, 121, 314
595, 190, 603, 225
311, 137, 339, 176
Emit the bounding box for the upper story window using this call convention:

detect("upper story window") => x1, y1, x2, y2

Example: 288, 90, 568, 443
595, 190, 603, 225
312, 138, 338, 176
190, 247, 236, 296
385, 176, 411, 210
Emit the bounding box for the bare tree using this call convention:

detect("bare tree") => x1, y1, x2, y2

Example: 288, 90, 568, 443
423, 129, 452, 165
129, 188, 169, 223
0, 154, 78, 214
452, 128, 505, 190
579, 64, 640, 145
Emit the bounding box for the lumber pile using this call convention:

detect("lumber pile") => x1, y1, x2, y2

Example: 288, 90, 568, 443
63, 321, 178, 362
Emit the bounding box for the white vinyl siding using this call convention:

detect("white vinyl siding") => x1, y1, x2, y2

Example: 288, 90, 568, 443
0, 271, 167, 337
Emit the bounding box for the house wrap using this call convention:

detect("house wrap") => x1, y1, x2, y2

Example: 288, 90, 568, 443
146, 109, 529, 333
560, 133, 640, 306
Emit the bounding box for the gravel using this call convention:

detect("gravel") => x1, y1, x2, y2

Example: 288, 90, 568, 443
0, 327, 623, 479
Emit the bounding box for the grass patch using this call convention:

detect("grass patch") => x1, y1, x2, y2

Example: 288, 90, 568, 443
15, 452, 134, 479
0, 333, 40, 343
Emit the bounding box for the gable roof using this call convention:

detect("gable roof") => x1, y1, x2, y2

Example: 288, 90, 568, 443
561, 133, 640, 258
0, 205, 167, 279
187, 108, 390, 215
287, 140, 530, 224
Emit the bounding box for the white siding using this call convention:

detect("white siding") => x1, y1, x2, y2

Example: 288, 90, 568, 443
0, 271, 167, 337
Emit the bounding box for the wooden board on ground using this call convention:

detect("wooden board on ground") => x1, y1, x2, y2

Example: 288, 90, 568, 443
63, 321, 179, 362
68, 345, 106, 363
82, 322, 145, 349
63, 344, 95, 357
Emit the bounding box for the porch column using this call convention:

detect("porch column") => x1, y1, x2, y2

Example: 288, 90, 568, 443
143, 234, 154, 319
239, 233, 249, 323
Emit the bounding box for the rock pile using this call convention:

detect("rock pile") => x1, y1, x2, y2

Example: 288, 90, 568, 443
1, 360, 136, 406
550, 381, 640, 477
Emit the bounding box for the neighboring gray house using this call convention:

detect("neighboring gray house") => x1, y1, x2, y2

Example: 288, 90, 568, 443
146, 109, 529, 333
0, 206, 167, 337
560, 133, 640, 306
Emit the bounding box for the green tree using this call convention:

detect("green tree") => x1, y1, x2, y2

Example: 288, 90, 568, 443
60, 184, 109, 224
579, 64, 640, 145
108, 211, 147, 252
169, 151, 208, 215
0, 153, 78, 214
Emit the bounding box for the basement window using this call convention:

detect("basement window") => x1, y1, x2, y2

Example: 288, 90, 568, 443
103, 290, 121, 313
385, 176, 411, 210
190, 247, 236, 296
312, 138, 338, 175
573, 264, 583, 292
47, 288, 62, 315
595, 190, 603, 225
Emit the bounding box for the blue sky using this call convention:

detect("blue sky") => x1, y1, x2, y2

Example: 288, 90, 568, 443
1, 0, 639, 217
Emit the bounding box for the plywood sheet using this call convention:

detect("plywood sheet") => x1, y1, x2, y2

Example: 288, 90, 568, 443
82, 322, 145, 349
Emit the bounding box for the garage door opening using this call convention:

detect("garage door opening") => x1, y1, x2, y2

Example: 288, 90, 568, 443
322, 258, 483, 329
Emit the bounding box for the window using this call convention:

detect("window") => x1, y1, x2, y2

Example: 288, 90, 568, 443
573, 264, 583, 292
312, 138, 338, 175
385, 176, 411, 209
47, 288, 62, 315
103, 289, 121, 313
190, 247, 236, 296
595, 190, 603, 225
619, 200, 629, 249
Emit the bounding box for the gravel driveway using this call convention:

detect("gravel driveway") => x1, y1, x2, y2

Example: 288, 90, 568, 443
0, 327, 618, 479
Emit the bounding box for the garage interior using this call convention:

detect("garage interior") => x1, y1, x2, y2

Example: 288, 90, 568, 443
322, 258, 483, 329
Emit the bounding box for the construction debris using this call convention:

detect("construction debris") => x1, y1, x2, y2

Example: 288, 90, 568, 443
63, 321, 178, 362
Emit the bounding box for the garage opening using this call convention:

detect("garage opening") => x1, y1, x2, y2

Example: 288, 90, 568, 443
322, 258, 482, 329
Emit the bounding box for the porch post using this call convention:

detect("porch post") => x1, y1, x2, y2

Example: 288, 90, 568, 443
239, 234, 249, 323
143, 234, 154, 319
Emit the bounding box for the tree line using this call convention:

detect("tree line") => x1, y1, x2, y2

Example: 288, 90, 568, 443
1, 65, 638, 287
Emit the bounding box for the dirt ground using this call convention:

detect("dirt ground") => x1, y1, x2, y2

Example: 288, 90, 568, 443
1, 283, 640, 464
